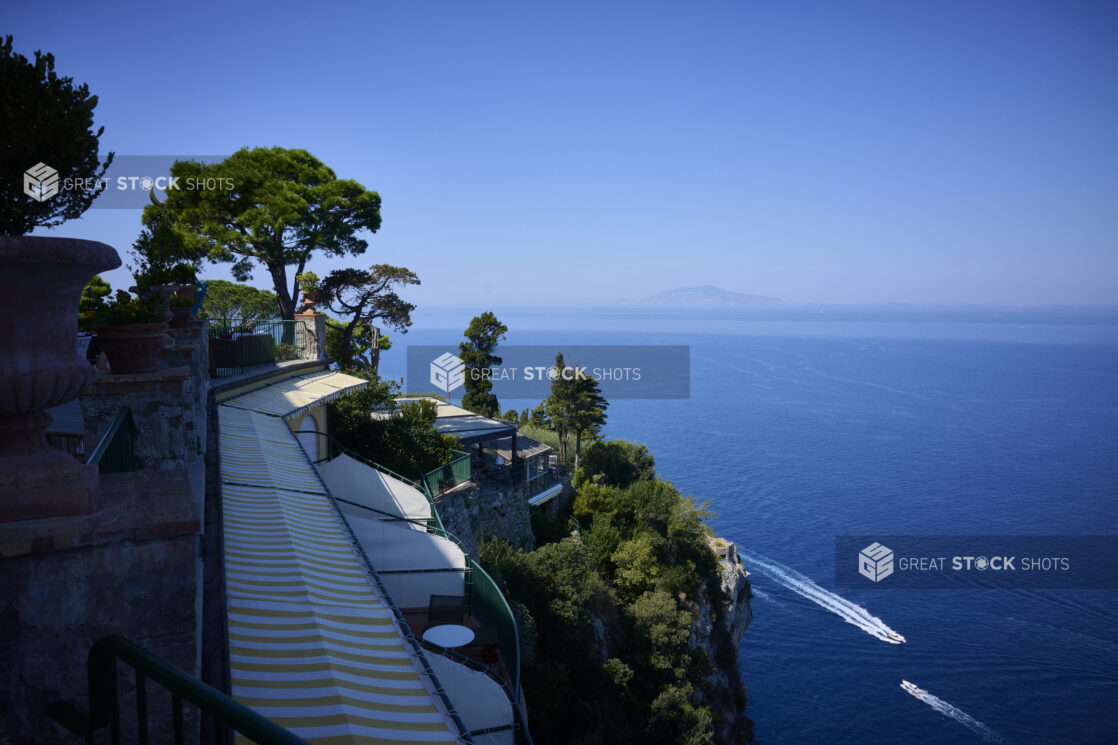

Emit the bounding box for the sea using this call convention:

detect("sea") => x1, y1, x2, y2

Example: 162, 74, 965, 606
380, 305, 1118, 745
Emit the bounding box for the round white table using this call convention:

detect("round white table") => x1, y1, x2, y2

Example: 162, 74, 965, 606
422, 624, 475, 648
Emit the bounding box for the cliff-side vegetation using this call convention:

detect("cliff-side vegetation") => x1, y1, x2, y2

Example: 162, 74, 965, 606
330, 374, 459, 480
482, 439, 731, 745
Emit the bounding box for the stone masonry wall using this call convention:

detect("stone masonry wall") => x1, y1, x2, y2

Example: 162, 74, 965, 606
0, 470, 202, 745
79, 322, 208, 471
434, 481, 537, 561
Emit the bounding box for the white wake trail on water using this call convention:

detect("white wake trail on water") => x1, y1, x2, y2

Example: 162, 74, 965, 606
901, 682, 1006, 743
739, 550, 905, 644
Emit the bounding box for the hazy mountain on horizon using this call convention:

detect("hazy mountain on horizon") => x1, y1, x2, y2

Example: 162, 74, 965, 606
633, 284, 783, 307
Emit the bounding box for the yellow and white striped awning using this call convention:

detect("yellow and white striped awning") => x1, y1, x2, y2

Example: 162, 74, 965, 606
218, 372, 463, 744
224, 371, 367, 420
220, 407, 325, 494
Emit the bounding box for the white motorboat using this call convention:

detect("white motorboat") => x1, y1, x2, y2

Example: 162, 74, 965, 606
901, 680, 924, 695
887, 631, 906, 644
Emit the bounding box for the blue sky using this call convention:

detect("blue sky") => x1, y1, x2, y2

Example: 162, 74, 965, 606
7, 0, 1118, 306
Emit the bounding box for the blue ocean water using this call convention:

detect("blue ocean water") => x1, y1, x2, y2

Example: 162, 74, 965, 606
382, 306, 1118, 745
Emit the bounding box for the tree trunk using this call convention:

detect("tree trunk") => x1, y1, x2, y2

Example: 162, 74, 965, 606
370, 327, 381, 375
269, 262, 295, 320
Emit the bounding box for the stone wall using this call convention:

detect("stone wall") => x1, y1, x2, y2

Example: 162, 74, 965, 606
79, 322, 209, 472
0, 470, 202, 744
433, 479, 538, 561
294, 311, 326, 361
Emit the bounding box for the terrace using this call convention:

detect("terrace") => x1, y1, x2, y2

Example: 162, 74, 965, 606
5, 299, 532, 744
395, 398, 565, 509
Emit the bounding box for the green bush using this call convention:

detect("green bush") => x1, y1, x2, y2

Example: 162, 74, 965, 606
482, 444, 729, 745
331, 380, 459, 480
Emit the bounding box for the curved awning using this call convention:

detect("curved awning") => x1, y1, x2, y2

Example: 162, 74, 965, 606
225, 370, 367, 420
319, 453, 432, 525
218, 372, 466, 744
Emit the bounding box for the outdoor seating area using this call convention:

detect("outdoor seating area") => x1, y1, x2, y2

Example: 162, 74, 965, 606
395, 397, 565, 507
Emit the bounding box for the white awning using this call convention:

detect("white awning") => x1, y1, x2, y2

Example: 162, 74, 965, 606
319, 453, 432, 526
342, 511, 468, 609
527, 482, 564, 507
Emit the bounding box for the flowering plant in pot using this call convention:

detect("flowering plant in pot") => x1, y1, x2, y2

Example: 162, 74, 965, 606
168, 289, 197, 328
87, 290, 170, 373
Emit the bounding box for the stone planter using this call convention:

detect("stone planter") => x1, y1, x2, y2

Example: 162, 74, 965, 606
96, 322, 170, 374
0, 235, 121, 522
169, 305, 193, 329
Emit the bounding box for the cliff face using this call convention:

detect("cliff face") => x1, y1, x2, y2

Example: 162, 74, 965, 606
691, 536, 754, 744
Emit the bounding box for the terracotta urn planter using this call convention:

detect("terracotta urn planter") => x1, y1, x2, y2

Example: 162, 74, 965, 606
0, 235, 121, 521
96, 322, 170, 373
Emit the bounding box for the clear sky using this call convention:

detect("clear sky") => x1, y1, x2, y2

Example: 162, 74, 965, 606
7, 0, 1118, 306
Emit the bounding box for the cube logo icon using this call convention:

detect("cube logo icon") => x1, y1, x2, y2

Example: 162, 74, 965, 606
859, 542, 894, 582
24, 162, 60, 202
430, 352, 466, 394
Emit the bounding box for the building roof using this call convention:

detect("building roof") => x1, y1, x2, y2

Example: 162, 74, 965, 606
484, 435, 552, 462
396, 397, 516, 446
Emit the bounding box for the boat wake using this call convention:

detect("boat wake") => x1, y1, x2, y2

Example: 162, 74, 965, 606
900, 681, 1006, 743
739, 550, 905, 644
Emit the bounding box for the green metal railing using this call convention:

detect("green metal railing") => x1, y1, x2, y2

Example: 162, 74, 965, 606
207, 319, 309, 378
79, 634, 310, 745
422, 450, 471, 498
88, 407, 137, 474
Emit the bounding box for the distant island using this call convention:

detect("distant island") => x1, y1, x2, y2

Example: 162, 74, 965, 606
634, 284, 783, 307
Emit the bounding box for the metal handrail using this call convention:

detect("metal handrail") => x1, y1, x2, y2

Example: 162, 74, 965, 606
207, 318, 310, 377
86, 634, 310, 745
422, 449, 471, 498
87, 406, 137, 473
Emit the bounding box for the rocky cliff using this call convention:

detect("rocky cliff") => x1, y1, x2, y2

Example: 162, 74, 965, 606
691, 535, 754, 744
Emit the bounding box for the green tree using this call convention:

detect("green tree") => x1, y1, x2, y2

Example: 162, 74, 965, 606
459, 312, 507, 417
570, 371, 608, 465
129, 213, 203, 287
1, 35, 113, 235
646, 684, 715, 745
143, 147, 381, 319
543, 353, 576, 465
331, 385, 459, 480
311, 265, 418, 372
78, 275, 111, 332
198, 279, 277, 324
324, 315, 392, 373
502, 409, 520, 424
576, 439, 656, 489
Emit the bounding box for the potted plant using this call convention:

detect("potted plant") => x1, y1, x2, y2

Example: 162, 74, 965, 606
296, 271, 319, 311
0, 35, 120, 519
276, 342, 299, 361
168, 289, 196, 328
88, 290, 170, 373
